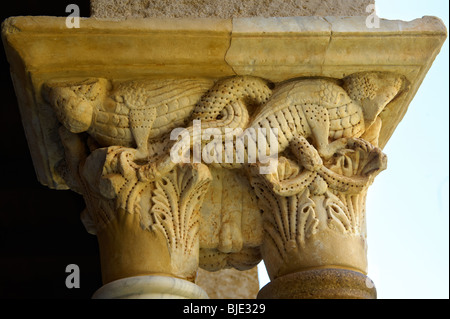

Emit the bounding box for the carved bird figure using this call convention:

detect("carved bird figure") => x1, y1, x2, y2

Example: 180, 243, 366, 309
43, 77, 214, 158
144, 72, 405, 181
244, 72, 405, 161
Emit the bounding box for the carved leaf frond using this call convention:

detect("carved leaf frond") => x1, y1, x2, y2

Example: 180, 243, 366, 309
150, 164, 211, 259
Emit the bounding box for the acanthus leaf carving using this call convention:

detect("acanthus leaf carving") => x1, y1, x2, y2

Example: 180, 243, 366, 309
45, 71, 407, 281
248, 134, 387, 279
57, 125, 212, 281
149, 162, 212, 277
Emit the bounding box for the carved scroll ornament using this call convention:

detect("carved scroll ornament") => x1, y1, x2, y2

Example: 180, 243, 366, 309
43, 72, 407, 280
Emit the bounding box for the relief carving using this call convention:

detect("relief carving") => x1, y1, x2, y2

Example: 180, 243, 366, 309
43, 78, 214, 159
56, 126, 211, 282
43, 71, 407, 281
249, 136, 388, 279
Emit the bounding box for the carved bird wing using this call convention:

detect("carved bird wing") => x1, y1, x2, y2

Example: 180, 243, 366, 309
112, 78, 214, 157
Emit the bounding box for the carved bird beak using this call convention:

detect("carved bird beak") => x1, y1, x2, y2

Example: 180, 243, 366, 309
361, 148, 387, 177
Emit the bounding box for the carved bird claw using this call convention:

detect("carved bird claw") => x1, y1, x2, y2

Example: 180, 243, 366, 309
300, 146, 323, 172
290, 135, 323, 172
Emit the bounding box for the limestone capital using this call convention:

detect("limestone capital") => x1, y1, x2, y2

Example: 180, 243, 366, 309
57, 127, 212, 283
2, 15, 446, 299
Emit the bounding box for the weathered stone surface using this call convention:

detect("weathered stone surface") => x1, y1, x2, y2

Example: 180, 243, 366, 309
257, 268, 376, 299
91, 0, 375, 19
196, 267, 260, 299
41, 72, 402, 281
1, 16, 445, 190
1, 14, 446, 299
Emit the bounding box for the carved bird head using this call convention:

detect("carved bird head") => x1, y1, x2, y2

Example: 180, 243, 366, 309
43, 78, 109, 133
342, 72, 408, 128
328, 138, 387, 179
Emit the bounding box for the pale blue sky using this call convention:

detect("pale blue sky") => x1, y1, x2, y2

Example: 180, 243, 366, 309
367, 0, 449, 300
258, 0, 449, 299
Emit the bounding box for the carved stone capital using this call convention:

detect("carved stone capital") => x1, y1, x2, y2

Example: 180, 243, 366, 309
249, 138, 387, 280
58, 127, 211, 283
2, 15, 446, 298
50, 71, 398, 295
